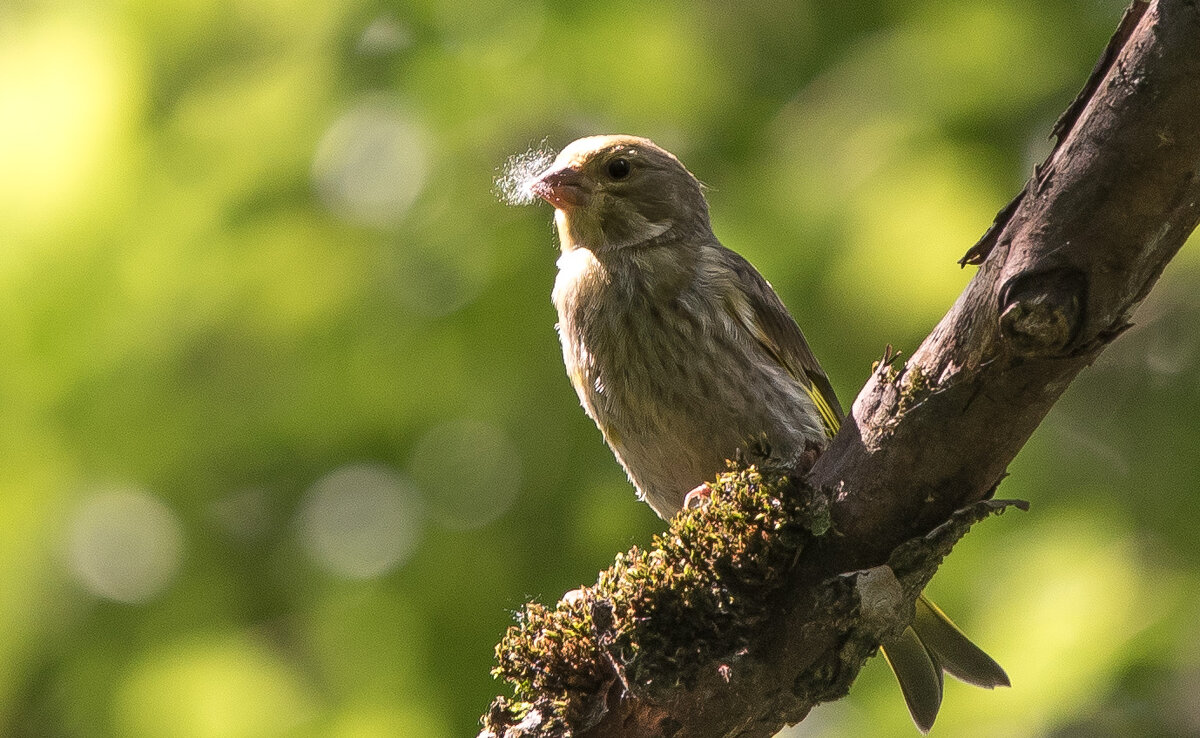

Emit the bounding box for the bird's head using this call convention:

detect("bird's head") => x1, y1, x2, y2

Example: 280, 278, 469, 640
530, 135, 711, 253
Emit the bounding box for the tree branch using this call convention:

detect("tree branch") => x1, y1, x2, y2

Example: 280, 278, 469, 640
481, 2, 1200, 735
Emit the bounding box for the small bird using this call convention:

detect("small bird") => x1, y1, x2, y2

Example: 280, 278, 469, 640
530, 134, 1008, 732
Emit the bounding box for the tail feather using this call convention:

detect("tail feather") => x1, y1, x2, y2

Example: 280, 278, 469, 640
881, 626, 942, 734
913, 595, 1010, 689
881, 595, 1008, 732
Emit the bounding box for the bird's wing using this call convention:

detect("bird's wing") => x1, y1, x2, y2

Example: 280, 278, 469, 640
714, 246, 844, 438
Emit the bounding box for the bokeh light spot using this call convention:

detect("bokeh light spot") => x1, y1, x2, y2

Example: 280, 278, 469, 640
115, 633, 315, 738
65, 487, 183, 604
408, 418, 521, 531
0, 17, 137, 242
356, 15, 413, 57
832, 146, 995, 330
312, 98, 429, 227
298, 463, 423, 579
327, 699, 451, 738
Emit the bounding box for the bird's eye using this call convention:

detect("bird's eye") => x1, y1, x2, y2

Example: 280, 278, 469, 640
606, 157, 631, 180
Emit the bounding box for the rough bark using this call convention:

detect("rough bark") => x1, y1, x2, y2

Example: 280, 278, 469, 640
483, 2, 1200, 735
814, 0, 1200, 567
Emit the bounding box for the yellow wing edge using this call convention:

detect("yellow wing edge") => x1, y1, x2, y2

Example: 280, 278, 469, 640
805, 384, 841, 438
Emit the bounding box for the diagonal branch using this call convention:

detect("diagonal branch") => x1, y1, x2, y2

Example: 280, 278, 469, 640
481, 2, 1200, 736
811, 0, 1198, 564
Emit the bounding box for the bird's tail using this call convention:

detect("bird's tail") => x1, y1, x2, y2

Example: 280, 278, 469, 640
880, 595, 1009, 733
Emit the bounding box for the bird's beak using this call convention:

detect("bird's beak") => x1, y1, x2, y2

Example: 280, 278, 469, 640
530, 166, 590, 209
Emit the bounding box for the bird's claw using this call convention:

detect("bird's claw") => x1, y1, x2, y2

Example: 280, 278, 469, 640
562, 588, 587, 607
683, 483, 713, 510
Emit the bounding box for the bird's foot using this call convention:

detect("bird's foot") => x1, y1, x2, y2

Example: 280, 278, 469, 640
562, 588, 587, 607
683, 482, 713, 511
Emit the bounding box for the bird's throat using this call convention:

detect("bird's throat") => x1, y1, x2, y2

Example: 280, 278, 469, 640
555, 208, 675, 253
554, 209, 578, 252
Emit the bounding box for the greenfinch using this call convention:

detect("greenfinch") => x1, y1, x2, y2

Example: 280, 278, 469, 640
530, 134, 1008, 732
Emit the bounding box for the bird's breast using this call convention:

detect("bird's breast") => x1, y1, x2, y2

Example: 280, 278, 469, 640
550, 245, 825, 514
553, 253, 718, 439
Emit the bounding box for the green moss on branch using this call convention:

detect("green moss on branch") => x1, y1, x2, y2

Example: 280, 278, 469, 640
480, 462, 1025, 738
484, 464, 828, 735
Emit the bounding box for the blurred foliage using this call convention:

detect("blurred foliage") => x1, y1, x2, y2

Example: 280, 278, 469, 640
2, 0, 1199, 736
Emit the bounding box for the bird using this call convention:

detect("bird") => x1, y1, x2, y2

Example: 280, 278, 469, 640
528, 134, 1009, 732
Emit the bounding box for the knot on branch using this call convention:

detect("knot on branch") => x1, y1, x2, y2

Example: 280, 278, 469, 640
998, 269, 1086, 356
854, 565, 908, 632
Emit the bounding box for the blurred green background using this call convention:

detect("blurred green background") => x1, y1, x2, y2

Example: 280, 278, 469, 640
3, 0, 1200, 736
